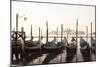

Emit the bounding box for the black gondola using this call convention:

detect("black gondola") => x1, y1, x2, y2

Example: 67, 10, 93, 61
42, 37, 65, 53
24, 26, 43, 54
66, 37, 77, 62
91, 38, 96, 54
24, 40, 42, 53
80, 37, 91, 61
41, 22, 65, 53
66, 37, 77, 54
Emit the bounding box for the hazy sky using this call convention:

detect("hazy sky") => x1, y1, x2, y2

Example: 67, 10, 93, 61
12, 1, 95, 36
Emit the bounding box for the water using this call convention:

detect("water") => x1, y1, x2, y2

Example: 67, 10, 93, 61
12, 36, 96, 66
26, 48, 95, 65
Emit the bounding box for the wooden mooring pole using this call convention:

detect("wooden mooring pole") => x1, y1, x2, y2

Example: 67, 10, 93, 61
41, 29, 42, 40
57, 27, 58, 41
21, 27, 25, 63
16, 13, 18, 32
61, 24, 63, 42
21, 27, 25, 51
15, 13, 19, 45
91, 22, 92, 46
46, 21, 48, 44
76, 19, 78, 61
39, 27, 41, 43
31, 25, 33, 41
14, 13, 19, 61
86, 26, 88, 41
67, 28, 69, 40
30, 25, 33, 41
90, 22, 92, 58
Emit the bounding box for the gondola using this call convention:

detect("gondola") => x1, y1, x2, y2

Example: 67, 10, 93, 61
80, 37, 91, 61
66, 37, 77, 54
41, 36, 65, 53
24, 25, 43, 54
42, 41, 65, 53
24, 40, 42, 54
91, 38, 96, 54
80, 37, 90, 53
65, 38, 77, 62
66, 47, 76, 62
41, 22, 65, 53
66, 41, 77, 54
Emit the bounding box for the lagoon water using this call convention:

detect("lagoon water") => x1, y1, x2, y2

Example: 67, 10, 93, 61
12, 35, 96, 66
26, 37, 96, 65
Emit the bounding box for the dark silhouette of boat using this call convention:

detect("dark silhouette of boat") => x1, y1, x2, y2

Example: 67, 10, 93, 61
42, 37, 65, 53
24, 40, 42, 53
66, 51, 76, 63
41, 22, 65, 53
66, 37, 77, 54
91, 37, 96, 54
24, 26, 43, 54
80, 37, 91, 61
59, 37, 77, 63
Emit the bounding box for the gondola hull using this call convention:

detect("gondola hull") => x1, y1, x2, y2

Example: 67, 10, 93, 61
80, 47, 91, 61
66, 42, 77, 54
24, 47, 41, 53
66, 46, 77, 54
91, 47, 96, 54
24, 41, 43, 54
66, 46, 77, 62
80, 48, 90, 54
42, 47, 64, 53
41, 42, 65, 53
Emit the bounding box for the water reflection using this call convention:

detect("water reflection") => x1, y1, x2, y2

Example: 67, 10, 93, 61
66, 49, 76, 63
12, 48, 96, 66
42, 51, 63, 64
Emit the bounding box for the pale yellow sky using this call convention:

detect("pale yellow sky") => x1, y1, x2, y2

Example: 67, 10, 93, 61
11, 1, 95, 36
